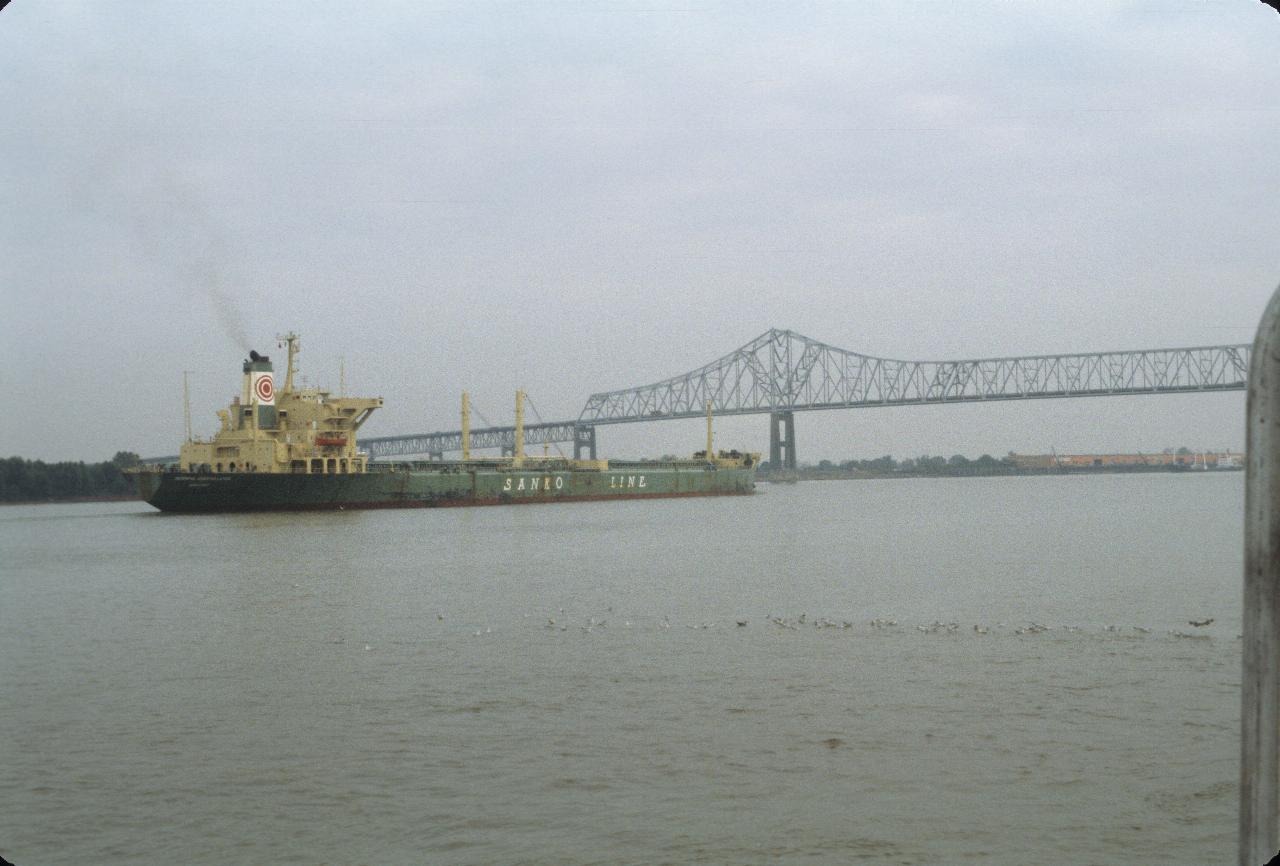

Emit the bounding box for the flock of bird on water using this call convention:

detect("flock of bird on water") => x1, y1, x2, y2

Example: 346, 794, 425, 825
436, 610, 1223, 639
324, 607, 1223, 645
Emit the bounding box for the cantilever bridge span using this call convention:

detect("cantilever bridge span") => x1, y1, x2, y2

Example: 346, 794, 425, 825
361, 328, 1251, 466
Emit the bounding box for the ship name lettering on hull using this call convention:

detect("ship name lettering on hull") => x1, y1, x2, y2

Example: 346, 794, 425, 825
502, 476, 565, 492
609, 475, 646, 489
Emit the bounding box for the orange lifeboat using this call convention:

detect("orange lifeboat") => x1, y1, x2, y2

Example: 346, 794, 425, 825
315, 434, 347, 447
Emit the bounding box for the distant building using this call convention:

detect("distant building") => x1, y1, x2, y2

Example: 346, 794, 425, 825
1007, 451, 1244, 470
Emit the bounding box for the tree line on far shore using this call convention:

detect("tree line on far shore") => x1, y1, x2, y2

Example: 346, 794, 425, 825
1, 452, 141, 502
759, 454, 1012, 475
758, 446, 1214, 476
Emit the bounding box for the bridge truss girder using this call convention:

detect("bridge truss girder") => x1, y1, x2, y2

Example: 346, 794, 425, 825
358, 329, 1250, 460
362, 421, 580, 460
578, 328, 1251, 424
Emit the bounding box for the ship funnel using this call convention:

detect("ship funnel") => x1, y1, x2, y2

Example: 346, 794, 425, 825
242, 351, 277, 430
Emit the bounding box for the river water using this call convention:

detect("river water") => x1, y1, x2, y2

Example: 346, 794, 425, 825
0, 473, 1244, 865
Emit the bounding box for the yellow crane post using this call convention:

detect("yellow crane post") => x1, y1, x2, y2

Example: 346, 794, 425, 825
706, 399, 713, 462
461, 391, 471, 461
514, 389, 525, 467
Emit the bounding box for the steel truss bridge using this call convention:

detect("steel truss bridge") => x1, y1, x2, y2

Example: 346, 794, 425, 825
362, 421, 585, 460
362, 328, 1251, 467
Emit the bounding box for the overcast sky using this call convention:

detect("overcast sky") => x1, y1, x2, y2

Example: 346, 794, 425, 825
2, 1, 1278, 463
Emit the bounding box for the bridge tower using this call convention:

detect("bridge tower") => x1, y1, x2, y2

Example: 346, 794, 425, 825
769, 411, 796, 470
574, 425, 597, 460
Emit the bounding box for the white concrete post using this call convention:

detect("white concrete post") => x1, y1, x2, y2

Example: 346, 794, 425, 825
1242, 285, 1280, 866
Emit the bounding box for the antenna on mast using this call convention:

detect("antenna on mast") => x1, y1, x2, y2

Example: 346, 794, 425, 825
183, 371, 193, 442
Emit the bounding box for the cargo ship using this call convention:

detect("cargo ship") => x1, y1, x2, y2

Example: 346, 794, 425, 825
130, 334, 758, 513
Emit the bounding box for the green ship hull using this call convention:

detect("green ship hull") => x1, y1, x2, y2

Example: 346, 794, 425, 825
133, 459, 756, 513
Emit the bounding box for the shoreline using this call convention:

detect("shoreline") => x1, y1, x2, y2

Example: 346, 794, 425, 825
0, 495, 142, 507
760, 465, 1243, 482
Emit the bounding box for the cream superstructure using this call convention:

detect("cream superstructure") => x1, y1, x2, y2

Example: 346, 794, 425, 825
179, 333, 382, 474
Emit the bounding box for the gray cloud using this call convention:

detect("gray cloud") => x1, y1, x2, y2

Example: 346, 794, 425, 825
1, 1, 1276, 461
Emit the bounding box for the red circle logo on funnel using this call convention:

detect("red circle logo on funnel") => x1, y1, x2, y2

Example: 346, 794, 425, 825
255, 375, 274, 402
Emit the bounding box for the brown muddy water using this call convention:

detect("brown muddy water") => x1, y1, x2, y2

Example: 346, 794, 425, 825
0, 473, 1243, 864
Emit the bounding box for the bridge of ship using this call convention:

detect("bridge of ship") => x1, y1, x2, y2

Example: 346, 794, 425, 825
360, 328, 1252, 467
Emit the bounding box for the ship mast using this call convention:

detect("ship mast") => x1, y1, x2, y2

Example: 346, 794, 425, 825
278, 332, 300, 394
